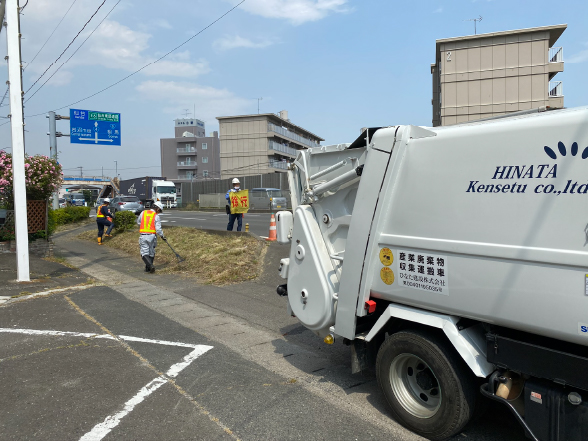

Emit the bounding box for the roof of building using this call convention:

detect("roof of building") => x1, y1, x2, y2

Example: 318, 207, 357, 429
436, 24, 567, 48
216, 113, 324, 141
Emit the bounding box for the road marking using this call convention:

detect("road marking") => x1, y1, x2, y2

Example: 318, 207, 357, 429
0, 328, 212, 350
79, 377, 167, 441
0, 327, 214, 441
80, 345, 212, 441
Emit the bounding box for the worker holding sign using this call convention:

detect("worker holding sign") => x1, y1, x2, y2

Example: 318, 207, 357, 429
225, 178, 249, 231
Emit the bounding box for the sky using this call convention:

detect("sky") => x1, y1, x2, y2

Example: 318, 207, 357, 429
0, 0, 587, 180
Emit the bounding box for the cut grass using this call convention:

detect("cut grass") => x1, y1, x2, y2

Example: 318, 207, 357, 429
78, 226, 267, 285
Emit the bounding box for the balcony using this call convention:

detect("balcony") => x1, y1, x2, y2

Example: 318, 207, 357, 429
268, 140, 298, 157
549, 47, 563, 63
177, 146, 196, 154
548, 47, 564, 79
177, 173, 195, 181
549, 81, 563, 97
268, 123, 319, 149
269, 160, 289, 170
177, 161, 197, 168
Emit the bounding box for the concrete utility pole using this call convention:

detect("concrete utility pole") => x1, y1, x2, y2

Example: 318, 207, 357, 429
5, 0, 29, 281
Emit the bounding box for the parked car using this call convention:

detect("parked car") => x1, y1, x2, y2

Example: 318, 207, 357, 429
108, 195, 143, 215
249, 188, 288, 210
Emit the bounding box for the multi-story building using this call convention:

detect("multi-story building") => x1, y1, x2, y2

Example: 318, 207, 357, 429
174, 118, 206, 137
216, 110, 323, 179
160, 119, 220, 183
432, 24, 566, 126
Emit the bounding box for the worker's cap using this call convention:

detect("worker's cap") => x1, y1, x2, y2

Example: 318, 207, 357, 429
104, 198, 111, 203
153, 201, 164, 211
232, 178, 240, 184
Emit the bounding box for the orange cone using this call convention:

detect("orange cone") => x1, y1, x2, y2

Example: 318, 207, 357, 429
267, 213, 277, 241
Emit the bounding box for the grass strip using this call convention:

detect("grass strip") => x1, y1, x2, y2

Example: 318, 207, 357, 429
78, 226, 267, 285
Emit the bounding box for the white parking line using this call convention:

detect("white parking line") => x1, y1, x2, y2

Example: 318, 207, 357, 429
0, 328, 213, 441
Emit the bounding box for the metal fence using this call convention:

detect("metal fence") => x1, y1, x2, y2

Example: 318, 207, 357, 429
180, 172, 290, 206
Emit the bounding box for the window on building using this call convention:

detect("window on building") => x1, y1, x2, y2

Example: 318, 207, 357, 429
203, 170, 209, 178
202, 157, 208, 163
201, 143, 207, 149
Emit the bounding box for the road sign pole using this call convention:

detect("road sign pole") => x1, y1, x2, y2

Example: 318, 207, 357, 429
48, 111, 59, 210
6, 0, 30, 282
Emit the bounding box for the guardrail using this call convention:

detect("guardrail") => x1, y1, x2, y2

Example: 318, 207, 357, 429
549, 81, 563, 97
268, 123, 319, 149
63, 176, 111, 182
549, 47, 563, 63
269, 161, 289, 170
268, 140, 298, 156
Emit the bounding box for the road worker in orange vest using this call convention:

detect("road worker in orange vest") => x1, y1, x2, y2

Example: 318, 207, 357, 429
96, 198, 114, 245
136, 201, 165, 273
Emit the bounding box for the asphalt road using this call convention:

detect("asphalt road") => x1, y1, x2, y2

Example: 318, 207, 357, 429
158, 211, 273, 237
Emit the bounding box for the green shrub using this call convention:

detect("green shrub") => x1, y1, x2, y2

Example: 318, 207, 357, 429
49, 206, 91, 227
114, 211, 136, 231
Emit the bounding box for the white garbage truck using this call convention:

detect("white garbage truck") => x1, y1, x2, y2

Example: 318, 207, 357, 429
275, 106, 588, 441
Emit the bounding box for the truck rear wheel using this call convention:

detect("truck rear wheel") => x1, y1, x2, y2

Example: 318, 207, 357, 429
376, 329, 477, 440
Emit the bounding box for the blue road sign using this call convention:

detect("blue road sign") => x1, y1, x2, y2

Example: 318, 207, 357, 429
70, 109, 121, 146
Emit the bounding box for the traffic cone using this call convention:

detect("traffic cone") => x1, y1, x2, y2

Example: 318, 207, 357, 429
267, 213, 277, 241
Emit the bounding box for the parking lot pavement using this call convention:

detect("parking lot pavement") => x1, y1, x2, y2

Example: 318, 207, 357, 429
0, 285, 417, 441
157, 211, 272, 237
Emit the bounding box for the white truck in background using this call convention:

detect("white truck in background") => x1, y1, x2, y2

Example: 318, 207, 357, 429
275, 106, 588, 441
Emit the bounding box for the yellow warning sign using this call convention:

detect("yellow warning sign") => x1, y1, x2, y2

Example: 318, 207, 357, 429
380, 267, 395, 285
379, 248, 393, 266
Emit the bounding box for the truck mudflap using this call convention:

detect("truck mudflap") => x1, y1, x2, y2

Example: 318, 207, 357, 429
364, 303, 494, 377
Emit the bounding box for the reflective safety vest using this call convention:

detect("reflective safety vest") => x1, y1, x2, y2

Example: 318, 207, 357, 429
96, 205, 108, 218
140, 210, 157, 234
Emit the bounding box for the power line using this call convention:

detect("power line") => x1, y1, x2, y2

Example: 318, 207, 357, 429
24, 0, 246, 118
24, 0, 106, 95
24, 0, 121, 105
23, 0, 78, 73
0, 86, 8, 107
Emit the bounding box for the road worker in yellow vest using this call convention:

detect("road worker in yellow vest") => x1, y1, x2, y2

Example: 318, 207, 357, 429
136, 201, 165, 273
96, 198, 114, 245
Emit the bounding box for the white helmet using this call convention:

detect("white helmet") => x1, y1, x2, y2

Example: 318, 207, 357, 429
153, 201, 164, 211
232, 178, 240, 184
104, 198, 111, 203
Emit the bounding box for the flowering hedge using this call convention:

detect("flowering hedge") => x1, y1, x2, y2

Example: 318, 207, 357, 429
0, 151, 63, 208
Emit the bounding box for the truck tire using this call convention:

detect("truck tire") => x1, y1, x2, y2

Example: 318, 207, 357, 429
376, 329, 477, 440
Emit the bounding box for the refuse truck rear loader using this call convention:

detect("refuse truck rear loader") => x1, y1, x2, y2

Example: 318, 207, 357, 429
275, 106, 588, 441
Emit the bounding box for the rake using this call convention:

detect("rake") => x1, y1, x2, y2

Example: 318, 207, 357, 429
162, 237, 185, 263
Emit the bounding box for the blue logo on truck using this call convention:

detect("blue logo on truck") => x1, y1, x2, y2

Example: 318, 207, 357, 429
544, 141, 588, 160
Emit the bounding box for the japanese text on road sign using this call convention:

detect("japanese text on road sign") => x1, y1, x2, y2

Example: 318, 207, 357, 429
70, 108, 121, 146
397, 250, 449, 295
230, 189, 249, 214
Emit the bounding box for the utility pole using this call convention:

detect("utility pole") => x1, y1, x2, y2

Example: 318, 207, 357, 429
257, 97, 262, 114
77, 166, 83, 179
114, 160, 117, 178
47, 111, 70, 209
5, 0, 29, 281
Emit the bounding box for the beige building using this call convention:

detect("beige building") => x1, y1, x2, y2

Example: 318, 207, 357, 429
432, 24, 566, 126
216, 111, 323, 179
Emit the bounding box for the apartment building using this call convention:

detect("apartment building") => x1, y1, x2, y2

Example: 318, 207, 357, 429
160, 119, 220, 183
216, 111, 323, 179
432, 24, 566, 126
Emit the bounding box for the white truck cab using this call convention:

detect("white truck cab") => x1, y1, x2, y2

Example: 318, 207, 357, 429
152, 179, 177, 208
276, 106, 588, 441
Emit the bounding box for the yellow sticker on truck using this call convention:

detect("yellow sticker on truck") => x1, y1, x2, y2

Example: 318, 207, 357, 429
380, 267, 395, 285
379, 248, 393, 266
